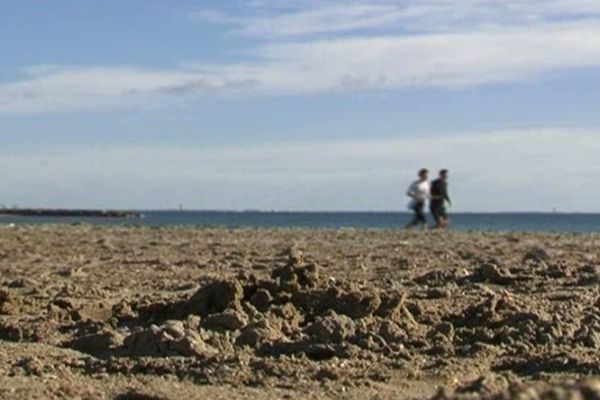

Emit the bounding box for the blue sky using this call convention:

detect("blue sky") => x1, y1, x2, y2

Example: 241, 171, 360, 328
1, 0, 600, 211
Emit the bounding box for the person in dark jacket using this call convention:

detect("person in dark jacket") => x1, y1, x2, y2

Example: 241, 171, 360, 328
430, 169, 451, 229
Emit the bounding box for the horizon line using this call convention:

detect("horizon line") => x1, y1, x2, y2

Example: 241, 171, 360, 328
2, 207, 596, 215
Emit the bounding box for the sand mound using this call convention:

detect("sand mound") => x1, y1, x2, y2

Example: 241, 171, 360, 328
435, 378, 600, 400
448, 292, 562, 355
123, 320, 219, 358
0, 289, 22, 315
90, 248, 423, 362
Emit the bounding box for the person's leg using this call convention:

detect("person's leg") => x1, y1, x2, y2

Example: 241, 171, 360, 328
406, 202, 424, 228
431, 204, 442, 229
436, 214, 443, 229
441, 216, 450, 229
439, 208, 449, 229
415, 202, 427, 228
406, 209, 421, 228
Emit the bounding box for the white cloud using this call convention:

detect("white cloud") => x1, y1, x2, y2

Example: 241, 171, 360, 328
246, 22, 600, 90
0, 66, 257, 114
192, 0, 600, 37
0, 129, 598, 211
192, 4, 409, 37
3, 21, 600, 114
4, 1, 600, 114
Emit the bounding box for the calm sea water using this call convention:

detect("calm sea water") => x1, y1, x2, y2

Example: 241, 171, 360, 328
1, 211, 600, 233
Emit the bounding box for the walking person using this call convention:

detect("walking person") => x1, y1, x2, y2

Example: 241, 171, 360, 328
430, 169, 452, 229
405, 168, 430, 229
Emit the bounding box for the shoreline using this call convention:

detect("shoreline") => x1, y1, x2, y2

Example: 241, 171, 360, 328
1, 211, 599, 234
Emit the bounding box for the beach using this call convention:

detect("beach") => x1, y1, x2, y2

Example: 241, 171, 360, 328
1, 225, 600, 399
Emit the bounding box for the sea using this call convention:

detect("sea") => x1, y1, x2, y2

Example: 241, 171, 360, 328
1, 211, 600, 233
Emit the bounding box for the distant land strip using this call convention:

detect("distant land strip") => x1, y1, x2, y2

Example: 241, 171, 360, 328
0, 208, 141, 218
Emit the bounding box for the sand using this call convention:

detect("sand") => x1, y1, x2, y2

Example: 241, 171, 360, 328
1, 225, 600, 399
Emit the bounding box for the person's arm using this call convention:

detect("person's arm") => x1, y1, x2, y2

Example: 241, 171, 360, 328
443, 183, 451, 205
406, 182, 416, 198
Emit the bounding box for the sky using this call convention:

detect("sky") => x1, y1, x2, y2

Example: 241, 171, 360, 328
1, 0, 600, 212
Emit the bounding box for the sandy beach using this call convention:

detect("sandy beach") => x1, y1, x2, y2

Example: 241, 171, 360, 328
1, 225, 600, 399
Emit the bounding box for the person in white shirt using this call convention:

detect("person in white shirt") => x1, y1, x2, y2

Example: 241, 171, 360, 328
405, 168, 431, 229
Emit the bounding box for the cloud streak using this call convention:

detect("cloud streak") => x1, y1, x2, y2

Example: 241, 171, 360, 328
4, 22, 600, 113
0, 66, 258, 114
192, 4, 409, 37
192, 0, 600, 37
4, 1, 600, 114
1, 129, 598, 211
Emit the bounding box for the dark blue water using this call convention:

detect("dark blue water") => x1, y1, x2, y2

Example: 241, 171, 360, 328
1, 211, 600, 233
